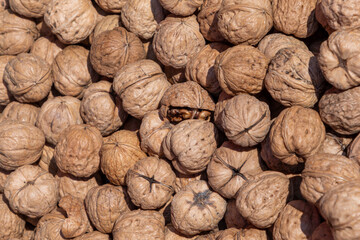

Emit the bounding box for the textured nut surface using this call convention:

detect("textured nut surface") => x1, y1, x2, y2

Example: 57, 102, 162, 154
153, 15, 205, 69
215, 44, 269, 96
4, 165, 59, 218
30, 35, 65, 65
0, 55, 15, 106
165, 224, 197, 240
74, 231, 110, 240
159, 0, 202, 16
38, 145, 56, 175
197, 0, 224, 42
224, 199, 247, 229
318, 133, 352, 156
89, 15, 121, 44
44, 0, 97, 44
315, 0, 334, 34
0, 169, 10, 193
94, 0, 127, 13
33, 211, 66, 240
234, 227, 268, 240
0, 194, 26, 239
217, 0, 273, 45
4, 53, 52, 103
9, 0, 50, 17
174, 172, 204, 193
310, 222, 334, 240
0, 0, 9, 11
0, 101, 39, 125
171, 180, 227, 236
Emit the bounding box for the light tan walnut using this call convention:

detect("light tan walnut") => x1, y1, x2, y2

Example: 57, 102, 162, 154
94, 0, 127, 13
159, 0, 203, 16
0, 55, 15, 106
9, 0, 50, 18
89, 15, 121, 44
0, 194, 26, 239
0, 102, 39, 125
197, 0, 224, 42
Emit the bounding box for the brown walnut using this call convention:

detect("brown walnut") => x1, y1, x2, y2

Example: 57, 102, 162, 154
9, 0, 50, 18
0, 194, 26, 239
197, 0, 224, 42
0, 101, 39, 125
159, 0, 203, 16
94, 0, 127, 13
89, 15, 121, 44
0, 55, 15, 106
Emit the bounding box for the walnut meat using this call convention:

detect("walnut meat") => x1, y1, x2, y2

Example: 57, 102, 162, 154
0, 194, 26, 239
4, 165, 59, 218
113, 210, 165, 240
300, 153, 360, 205
310, 222, 334, 240
81, 81, 127, 136
113, 59, 171, 119
0, 101, 39, 125
224, 199, 247, 229
217, 0, 273, 45
30, 36, 64, 65
0, 10, 39, 55
0, 55, 15, 106
197, 0, 224, 42
159, 0, 202, 16
89, 15, 121, 44
94, 0, 127, 13
4, 53, 53, 103
236, 171, 290, 229
100, 130, 147, 185
9, 0, 50, 18
44, 0, 97, 44
85, 184, 131, 233
90, 27, 146, 78
153, 15, 205, 69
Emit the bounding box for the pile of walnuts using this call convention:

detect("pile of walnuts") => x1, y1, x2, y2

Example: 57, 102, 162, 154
1, 0, 360, 239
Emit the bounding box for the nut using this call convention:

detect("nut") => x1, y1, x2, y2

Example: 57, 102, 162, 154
0, 55, 15, 106
0, 101, 39, 125
9, 0, 50, 18
158, 0, 203, 16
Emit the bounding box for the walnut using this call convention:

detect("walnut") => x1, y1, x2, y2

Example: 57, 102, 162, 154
153, 15, 206, 69
158, 195, 172, 225
4, 53, 53, 103
38, 145, 57, 175
171, 180, 227, 236
4, 165, 59, 218
159, 0, 202, 16
234, 227, 268, 240
300, 153, 360, 205
174, 172, 204, 193
236, 171, 290, 228
52, 45, 98, 99
9, 0, 50, 18
315, 0, 334, 34
0, 121, 45, 170
0, 10, 39, 55
165, 224, 197, 240
0, 194, 26, 239
0, 101, 39, 125
100, 130, 147, 185
224, 200, 247, 229
318, 132, 352, 156
0, 55, 15, 106
89, 15, 121, 44
33, 211, 66, 240
81, 81, 127, 136
113, 59, 171, 119
216, 228, 239, 239
207, 141, 263, 199
94, 0, 127, 13
186, 43, 229, 95
36, 96, 83, 146
310, 222, 334, 240
44, 0, 97, 44
0, 169, 10, 193
30, 36, 64, 66
197, 0, 224, 42
217, 0, 273, 45
74, 231, 110, 240
113, 210, 165, 240
0, 0, 9, 11
213, 91, 231, 131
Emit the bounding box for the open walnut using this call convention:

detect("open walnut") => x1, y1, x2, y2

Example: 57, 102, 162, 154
0, 101, 39, 125
9, 0, 50, 18
0, 194, 26, 239
224, 199, 247, 229
159, 0, 203, 16
0, 55, 15, 106
160, 81, 215, 124
197, 0, 224, 42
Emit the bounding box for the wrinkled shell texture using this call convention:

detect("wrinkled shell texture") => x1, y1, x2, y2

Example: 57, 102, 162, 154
113, 59, 171, 119
44, 0, 97, 44
300, 153, 360, 205
174, 172, 203, 193
197, 0, 224, 42
0, 0, 9, 11
90, 27, 146, 78
34, 211, 66, 240
159, 0, 203, 16
310, 222, 334, 240
0, 169, 10, 193
236, 171, 290, 228
121, 0, 164, 40
94, 0, 127, 13
171, 180, 227, 236
30, 36, 64, 65
100, 130, 147, 185
224, 199, 247, 229
215, 44, 269, 96
55, 124, 102, 178
113, 210, 165, 240
52, 45, 98, 98
234, 228, 268, 240
319, 87, 360, 135
38, 144, 56, 174
348, 133, 360, 165
85, 184, 131, 233
0, 194, 26, 239
9, 0, 50, 18
0, 10, 39, 55
162, 120, 218, 175
269, 106, 325, 166
165, 224, 197, 240
81, 81, 127, 136
90, 15, 121, 44
219, 93, 271, 147
315, 0, 334, 34
0, 121, 45, 170
207, 141, 263, 199
74, 231, 110, 240
217, 0, 273, 45
318, 28, 360, 90
0, 101, 39, 125
4, 165, 59, 218
127, 157, 176, 209
36, 96, 83, 146
272, 0, 318, 38
318, 133, 352, 156
265, 47, 325, 108
4, 53, 52, 103
0, 55, 15, 106
153, 15, 205, 69
273, 200, 321, 240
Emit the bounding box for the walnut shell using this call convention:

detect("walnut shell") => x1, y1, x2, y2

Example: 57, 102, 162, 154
224, 199, 247, 229
234, 227, 268, 240
216, 228, 239, 239
207, 141, 263, 199
213, 91, 231, 131
162, 120, 218, 175
0, 169, 10, 193
0, 194, 26, 239
74, 231, 110, 240
52, 45, 98, 99
273, 200, 321, 240
4, 53, 53, 103
100, 130, 147, 185
319, 87, 360, 135
89, 14, 121, 44
217, 0, 273, 45
300, 153, 360, 205
127, 156, 175, 209
164, 66, 186, 84
0, 10, 39, 55
38, 145, 57, 175
265, 47, 325, 107
4, 165, 59, 218
318, 132, 352, 156
33, 211, 66, 240
113, 59, 171, 119
310, 222, 334, 240
165, 224, 197, 240
55, 124, 102, 178
85, 184, 131, 233
318, 181, 360, 240
174, 172, 204, 193
36, 96, 83, 146
81, 81, 127, 136
0, 101, 39, 125
315, 0, 335, 34
0, 55, 15, 106
153, 15, 205, 69
236, 171, 290, 229
197, 0, 224, 42
44, 0, 97, 44
9, 0, 50, 18
215, 44, 269, 96
171, 180, 227, 236
0, 121, 45, 170
113, 209, 165, 240
159, 0, 202, 16
185, 43, 229, 95
219, 93, 271, 147
94, 0, 126, 13
0, 0, 9, 11
30, 36, 64, 66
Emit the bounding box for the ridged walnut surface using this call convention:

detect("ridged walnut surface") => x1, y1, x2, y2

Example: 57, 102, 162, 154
197, 0, 224, 42
9, 0, 50, 18
0, 194, 26, 239
0, 101, 39, 125
30, 35, 65, 65
0, 55, 15, 105
158, 0, 203, 16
